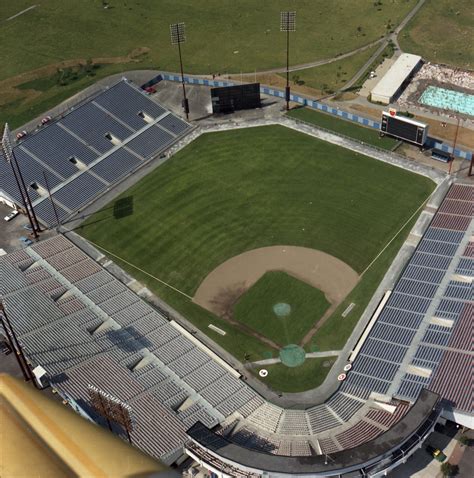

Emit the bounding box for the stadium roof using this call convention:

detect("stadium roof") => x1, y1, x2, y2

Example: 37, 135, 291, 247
372, 53, 422, 102
0, 79, 192, 226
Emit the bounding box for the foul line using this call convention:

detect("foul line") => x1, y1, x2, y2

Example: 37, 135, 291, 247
360, 196, 430, 277
84, 238, 193, 300
4, 5, 38, 22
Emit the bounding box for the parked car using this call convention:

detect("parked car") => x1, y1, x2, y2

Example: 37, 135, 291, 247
22, 224, 33, 231
144, 86, 156, 95
4, 210, 19, 222
426, 445, 447, 462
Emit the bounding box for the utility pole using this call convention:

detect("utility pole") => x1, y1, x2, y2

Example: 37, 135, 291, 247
0, 302, 37, 387
1, 125, 40, 238
170, 22, 190, 121
280, 11, 296, 111
43, 170, 61, 229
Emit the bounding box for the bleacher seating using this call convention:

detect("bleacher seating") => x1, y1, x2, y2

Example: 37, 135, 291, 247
0, 79, 192, 227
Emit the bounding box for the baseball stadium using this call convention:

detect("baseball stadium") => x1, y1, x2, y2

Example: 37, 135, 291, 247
0, 2, 473, 477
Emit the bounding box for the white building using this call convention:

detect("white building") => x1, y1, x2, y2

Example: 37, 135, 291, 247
371, 53, 422, 105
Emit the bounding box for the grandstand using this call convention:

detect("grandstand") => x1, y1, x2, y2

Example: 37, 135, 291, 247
0, 183, 472, 476
0, 79, 192, 226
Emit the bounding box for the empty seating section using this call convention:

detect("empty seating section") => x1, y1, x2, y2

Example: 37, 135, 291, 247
318, 436, 340, 454
335, 420, 383, 450
247, 402, 283, 433
52, 172, 107, 211
87, 279, 128, 303
326, 392, 365, 422
30, 197, 70, 225
90, 148, 142, 182
0, 79, 191, 227
349, 183, 473, 408
178, 403, 218, 428
56, 296, 87, 315
22, 124, 98, 174
126, 125, 174, 158
93, 81, 166, 130
200, 374, 245, 408
60, 102, 132, 153
149, 379, 188, 409
216, 385, 261, 417
158, 114, 190, 135
278, 410, 310, 435
185, 360, 227, 391
236, 394, 265, 418
16, 148, 63, 189
365, 401, 410, 428
75, 269, 114, 293
168, 348, 210, 376
153, 335, 195, 364
307, 404, 343, 434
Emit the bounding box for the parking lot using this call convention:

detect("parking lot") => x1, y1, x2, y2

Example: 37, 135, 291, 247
0, 203, 56, 253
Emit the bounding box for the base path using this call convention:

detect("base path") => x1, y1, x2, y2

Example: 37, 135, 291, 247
193, 246, 359, 318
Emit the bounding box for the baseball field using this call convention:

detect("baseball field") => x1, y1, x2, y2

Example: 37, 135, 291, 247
78, 125, 435, 391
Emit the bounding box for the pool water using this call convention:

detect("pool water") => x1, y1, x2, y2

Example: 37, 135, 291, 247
419, 86, 474, 116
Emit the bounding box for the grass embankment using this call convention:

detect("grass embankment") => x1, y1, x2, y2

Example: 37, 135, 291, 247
1, 1, 417, 128
399, 0, 474, 69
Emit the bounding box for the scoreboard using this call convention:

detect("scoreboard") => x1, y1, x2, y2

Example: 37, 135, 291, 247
380, 112, 428, 146
211, 83, 261, 114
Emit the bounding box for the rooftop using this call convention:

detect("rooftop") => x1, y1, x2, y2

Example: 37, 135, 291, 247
372, 53, 422, 100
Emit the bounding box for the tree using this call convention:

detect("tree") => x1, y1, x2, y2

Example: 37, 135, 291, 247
440, 462, 458, 477
458, 434, 469, 446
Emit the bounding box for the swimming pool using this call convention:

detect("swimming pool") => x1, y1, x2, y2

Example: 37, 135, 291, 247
419, 86, 474, 116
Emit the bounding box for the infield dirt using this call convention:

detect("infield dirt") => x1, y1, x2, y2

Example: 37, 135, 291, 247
193, 245, 359, 319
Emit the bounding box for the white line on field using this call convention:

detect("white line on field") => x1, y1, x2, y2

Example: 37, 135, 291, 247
5, 5, 38, 22
360, 196, 431, 277
84, 238, 193, 300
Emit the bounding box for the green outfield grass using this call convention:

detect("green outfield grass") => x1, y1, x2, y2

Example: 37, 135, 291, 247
287, 107, 398, 150
79, 125, 434, 387
233, 271, 330, 345
253, 357, 336, 393
399, 0, 474, 70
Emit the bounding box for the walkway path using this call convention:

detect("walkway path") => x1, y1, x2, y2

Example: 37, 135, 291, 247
340, 0, 426, 92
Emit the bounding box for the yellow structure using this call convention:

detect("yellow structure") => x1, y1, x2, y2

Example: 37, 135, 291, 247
0, 373, 178, 477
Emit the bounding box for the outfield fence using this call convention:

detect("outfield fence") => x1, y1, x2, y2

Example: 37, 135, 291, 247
151, 72, 473, 161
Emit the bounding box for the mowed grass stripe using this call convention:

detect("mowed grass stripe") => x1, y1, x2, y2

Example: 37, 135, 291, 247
79, 125, 434, 298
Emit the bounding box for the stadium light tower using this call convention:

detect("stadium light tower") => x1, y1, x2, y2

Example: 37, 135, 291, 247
280, 11, 296, 111
170, 22, 190, 121
1, 124, 41, 238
